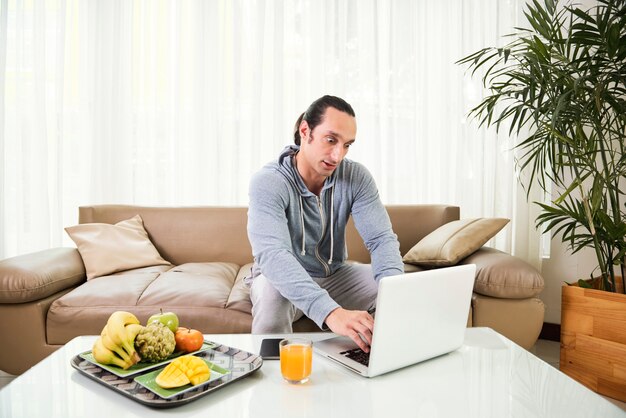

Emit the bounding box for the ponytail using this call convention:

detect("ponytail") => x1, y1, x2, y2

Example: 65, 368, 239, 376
293, 112, 305, 145
293, 96, 355, 146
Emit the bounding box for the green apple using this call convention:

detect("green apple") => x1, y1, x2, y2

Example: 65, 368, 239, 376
147, 309, 179, 332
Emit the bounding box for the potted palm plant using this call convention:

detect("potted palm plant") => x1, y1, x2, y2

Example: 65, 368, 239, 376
457, 0, 626, 401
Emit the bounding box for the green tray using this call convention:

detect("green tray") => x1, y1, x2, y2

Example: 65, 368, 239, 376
134, 359, 230, 399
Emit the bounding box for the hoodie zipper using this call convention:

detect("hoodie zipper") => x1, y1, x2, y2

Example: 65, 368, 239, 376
314, 195, 331, 276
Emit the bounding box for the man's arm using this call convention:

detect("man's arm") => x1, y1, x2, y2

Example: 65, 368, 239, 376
350, 164, 404, 279
324, 163, 403, 352
247, 170, 340, 328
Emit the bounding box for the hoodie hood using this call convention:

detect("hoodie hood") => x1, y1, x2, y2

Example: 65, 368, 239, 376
276, 145, 336, 263
277, 145, 336, 197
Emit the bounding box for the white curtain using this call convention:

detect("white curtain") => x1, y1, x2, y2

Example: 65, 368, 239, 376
0, 0, 542, 267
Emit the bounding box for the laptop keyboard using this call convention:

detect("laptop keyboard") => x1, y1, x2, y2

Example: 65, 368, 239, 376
340, 348, 370, 366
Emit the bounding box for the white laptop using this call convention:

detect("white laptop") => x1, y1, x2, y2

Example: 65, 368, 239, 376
314, 264, 476, 377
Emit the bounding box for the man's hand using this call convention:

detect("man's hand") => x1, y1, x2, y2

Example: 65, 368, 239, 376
325, 307, 374, 353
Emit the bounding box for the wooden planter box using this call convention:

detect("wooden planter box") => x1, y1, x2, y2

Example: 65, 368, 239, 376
560, 281, 626, 402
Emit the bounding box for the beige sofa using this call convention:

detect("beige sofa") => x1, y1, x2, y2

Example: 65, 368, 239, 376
0, 204, 545, 375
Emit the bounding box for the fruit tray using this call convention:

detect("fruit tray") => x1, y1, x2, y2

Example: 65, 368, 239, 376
78, 341, 217, 378
70, 340, 263, 408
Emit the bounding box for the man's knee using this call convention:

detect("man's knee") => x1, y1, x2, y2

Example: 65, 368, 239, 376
250, 275, 300, 333
320, 264, 378, 311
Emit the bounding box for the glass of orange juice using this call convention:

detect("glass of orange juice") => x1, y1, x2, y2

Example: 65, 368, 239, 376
279, 338, 313, 384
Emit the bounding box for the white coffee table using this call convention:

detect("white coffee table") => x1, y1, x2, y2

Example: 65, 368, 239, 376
0, 328, 623, 417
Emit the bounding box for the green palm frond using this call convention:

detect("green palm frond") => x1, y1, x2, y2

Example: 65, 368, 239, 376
457, 0, 626, 293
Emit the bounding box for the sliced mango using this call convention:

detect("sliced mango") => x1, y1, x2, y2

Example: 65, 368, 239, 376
156, 362, 189, 388
155, 355, 211, 389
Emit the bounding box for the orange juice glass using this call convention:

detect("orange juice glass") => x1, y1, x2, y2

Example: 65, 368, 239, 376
279, 338, 313, 384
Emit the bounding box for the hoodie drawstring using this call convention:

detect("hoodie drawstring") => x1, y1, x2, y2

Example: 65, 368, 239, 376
299, 186, 335, 265
299, 195, 306, 256
328, 186, 334, 265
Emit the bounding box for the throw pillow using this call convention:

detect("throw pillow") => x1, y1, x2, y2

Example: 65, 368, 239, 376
65, 214, 171, 280
402, 218, 510, 267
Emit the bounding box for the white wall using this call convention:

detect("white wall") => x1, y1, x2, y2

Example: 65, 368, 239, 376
540, 238, 599, 324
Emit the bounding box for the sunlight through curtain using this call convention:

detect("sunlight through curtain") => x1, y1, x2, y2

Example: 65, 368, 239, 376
0, 0, 541, 267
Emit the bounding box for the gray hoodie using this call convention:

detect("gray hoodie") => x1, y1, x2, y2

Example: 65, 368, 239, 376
247, 145, 403, 328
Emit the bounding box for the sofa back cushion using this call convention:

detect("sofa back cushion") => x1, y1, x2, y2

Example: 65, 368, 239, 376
66, 214, 171, 280
78, 204, 460, 265
345, 205, 460, 262
80, 206, 253, 266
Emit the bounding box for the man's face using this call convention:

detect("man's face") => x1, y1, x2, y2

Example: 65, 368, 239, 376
298, 107, 357, 179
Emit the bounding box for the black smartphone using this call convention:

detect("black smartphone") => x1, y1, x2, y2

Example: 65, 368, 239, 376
259, 338, 282, 360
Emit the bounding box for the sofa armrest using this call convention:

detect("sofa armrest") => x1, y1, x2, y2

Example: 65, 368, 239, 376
459, 247, 544, 299
0, 248, 86, 303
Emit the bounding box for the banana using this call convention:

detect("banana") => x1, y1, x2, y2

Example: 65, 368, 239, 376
92, 337, 132, 369
91, 312, 145, 369
100, 325, 134, 365
124, 323, 144, 363
106, 311, 140, 331
125, 323, 144, 342
105, 311, 140, 359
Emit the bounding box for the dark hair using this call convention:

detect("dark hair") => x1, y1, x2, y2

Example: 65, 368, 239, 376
293, 95, 356, 145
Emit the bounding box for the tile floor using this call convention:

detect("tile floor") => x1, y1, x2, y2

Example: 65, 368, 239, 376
1, 340, 626, 413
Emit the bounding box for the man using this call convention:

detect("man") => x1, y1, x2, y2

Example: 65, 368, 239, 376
247, 95, 403, 352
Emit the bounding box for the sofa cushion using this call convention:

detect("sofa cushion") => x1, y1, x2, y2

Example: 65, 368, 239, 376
402, 218, 509, 267
460, 247, 544, 298
46, 262, 252, 344
137, 263, 239, 308
65, 214, 171, 280
228, 263, 254, 314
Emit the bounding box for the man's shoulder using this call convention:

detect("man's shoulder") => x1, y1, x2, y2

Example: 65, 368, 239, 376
340, 157, 368, 170
252, 161, 283, 181
250, 161, 291, 195
338, 158, 373, 180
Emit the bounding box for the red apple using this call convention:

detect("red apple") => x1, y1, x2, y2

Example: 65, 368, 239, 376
174, 327, 204, 353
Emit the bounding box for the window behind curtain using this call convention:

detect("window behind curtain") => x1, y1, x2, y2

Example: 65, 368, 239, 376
0, 0, 543, 268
